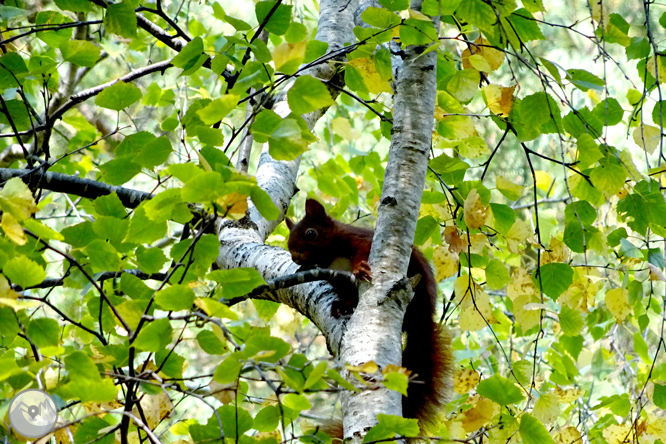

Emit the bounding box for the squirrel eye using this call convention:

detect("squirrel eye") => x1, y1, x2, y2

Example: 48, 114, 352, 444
305, 229, 318, 240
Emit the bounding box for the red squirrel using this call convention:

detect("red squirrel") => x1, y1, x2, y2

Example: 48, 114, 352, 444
286, 199, 453, 432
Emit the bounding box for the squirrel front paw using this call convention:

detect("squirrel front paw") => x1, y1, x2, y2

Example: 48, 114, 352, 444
353, 260, 372, 282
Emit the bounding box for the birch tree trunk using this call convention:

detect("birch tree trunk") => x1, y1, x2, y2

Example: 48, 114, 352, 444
339, 0, 439, 439
216, 0, 439, 439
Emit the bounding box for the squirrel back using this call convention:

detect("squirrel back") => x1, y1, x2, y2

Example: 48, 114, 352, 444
287, 199, 453, 432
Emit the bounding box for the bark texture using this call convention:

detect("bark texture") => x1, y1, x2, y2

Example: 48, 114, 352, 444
339, 0, 439, 439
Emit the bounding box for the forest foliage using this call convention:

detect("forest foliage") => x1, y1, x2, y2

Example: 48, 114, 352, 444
0, 0, 665, 443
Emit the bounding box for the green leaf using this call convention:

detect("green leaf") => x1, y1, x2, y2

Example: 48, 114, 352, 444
104, 2, 137, 38
0, 99, 30, 130
364, 414, 419, 443
55, 0, 96, 12
268, 119, 311, 160
181, 171, 223, 203
250, 186, 280, 221
219, 405, 254, 439
36, 11, 73, 46
213, 353, 243, 384
94, 193, 127, 218
243, 334, 290, 363
476, 374, 525, 406
377, 0, 409, 11
60, 40, 101, 67
282, 393, 311, 411
559, 305, 583, 336
134, 136, 172, 169
288, 76, 335, 114
87, 239, 122, 272
533, 263, 573, 300
73, 418, 114, 444
120, 273, 153, 300
383, 372, 409, 396
519, 413, 556, 444
95, 82, 142, 111
429, 153, 469, 185
27, 318, 60, 348
485, 259, 511, 290
213, 4, 252, 31
590, 155, 627, 197
592, 97, 623, 126
3, 255, 45, 288
361, 7, 401, 28
0, 52, 28, 91
414, 216, 438, 245
447, 69, 480, 102
98, 156, 142, 185
564, 201, 597, 225
255, 1, 293, 35
172, 36, 204, 69
135, 246, 168, 274
489, 203, 516, 234
254, 406, 281, 432
60, 351, 118, 402
126, 206, 167, 244
517, 92, 560, 129
197, 330, 227, 355
133, 318, 173, 352
208, 268, 266, 299
566, 69, 604, 92
626, 37, 650, 61
155, 285, 196, 311
654, 384, 666, 409
400, 18, 438, 46
61, 221, 97, 248
196, 95, 239, 125
23, 219, 64, 241
455, 0, 495, 31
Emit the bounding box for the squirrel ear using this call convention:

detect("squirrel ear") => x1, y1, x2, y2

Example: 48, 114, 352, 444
305, 199, 327, 220
286, 217, 295, 231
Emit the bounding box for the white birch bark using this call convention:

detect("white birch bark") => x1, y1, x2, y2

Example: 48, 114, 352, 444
216, 0, 359, 353
339, 0, 439, 439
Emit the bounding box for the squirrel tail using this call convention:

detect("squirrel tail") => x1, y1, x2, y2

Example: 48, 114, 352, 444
402, 249, 454, 431
402, 322, 453, 431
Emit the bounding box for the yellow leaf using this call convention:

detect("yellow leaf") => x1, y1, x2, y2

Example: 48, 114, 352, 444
216, 192, 248, 218
273, 42, 306, 73
137, 392, 172, 429
444, 226, 465, 254
458, 136, 490, 158
632, 124, 661, 154
646, 54, 666, 84
348, 58, 393, 94
556, 426, 581, 444
1, 212, 26, 245
534, 170, 553, 191
483, 84, 516, 117
461, 397, 499, 432
507, 267, 537, 301
332, 117, 361, 141
467, 54, 491, 72
648, 263, 666, 281
496, 175, 525, 200
464, 189, 488, 229
506, 219, 532, 254
0, 177, 39, 221
554, 386, 584, 404
646, 415, 666, 442
433, 245, 459, 282
462, 37, 505, 72
513, 294, 541, 331
605, 287, 630, 323
0, 275, 20, 300
453, 368, 480, 394
533, 392, 560, 425
543, 237, 570, 264
602, 424, 632, 444
347, 361, 379, 374
454, 275, 497, 331
590, 0, 607, 28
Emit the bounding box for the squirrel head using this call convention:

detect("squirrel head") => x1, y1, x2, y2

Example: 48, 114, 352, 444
286, 199, 336, 266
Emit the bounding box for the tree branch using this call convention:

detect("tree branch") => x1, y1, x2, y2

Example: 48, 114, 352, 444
0, 168, 153, 208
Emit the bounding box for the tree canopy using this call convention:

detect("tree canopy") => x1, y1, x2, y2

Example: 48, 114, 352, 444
0, 0, 665, 443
